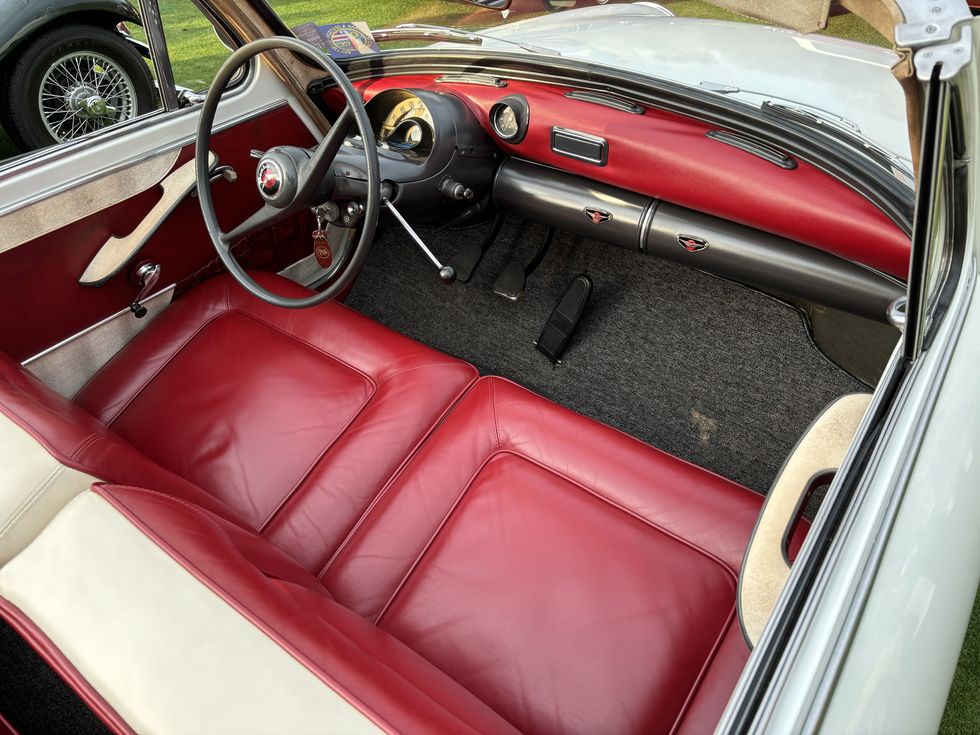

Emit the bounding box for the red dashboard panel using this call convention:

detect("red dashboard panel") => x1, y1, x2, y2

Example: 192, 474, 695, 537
352, 76, 911, 280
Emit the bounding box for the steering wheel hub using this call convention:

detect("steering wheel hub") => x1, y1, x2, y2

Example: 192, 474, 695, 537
253, 148, 302, 205
195, 36, 380, 309
257, 160, 283, 199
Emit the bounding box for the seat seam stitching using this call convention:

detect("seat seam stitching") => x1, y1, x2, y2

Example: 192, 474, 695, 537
104, 485, 239, 549
231, 311, 377, 388
375, 448, 737, 625
0, 464, 66, 541
668, 610, 738, 735
69, 433, 101, 461
315, 373, 481, 581
256, 388, 378, 533
378, 361, 475, 386
100, 310, 230, 426
373, 451, 501, 625
96, 484, 449, 735
489, 380, 501, 449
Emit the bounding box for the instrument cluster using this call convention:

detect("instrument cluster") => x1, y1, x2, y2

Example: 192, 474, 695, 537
370, 91, 436, 157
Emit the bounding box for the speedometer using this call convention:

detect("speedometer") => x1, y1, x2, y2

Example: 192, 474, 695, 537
379, 97, 434, 139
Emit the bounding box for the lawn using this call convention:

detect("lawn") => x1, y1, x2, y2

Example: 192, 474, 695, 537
0, 3, 977, 729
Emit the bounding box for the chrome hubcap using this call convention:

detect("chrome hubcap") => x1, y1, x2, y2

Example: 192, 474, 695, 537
38, 52, 138, 142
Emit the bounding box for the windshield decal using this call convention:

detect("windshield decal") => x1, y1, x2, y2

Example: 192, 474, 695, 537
290, 22, 380, 58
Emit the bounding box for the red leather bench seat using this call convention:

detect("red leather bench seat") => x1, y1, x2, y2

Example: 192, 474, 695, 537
0, 484, 520, 735
323, 377, 766, 735
71, 273, 478, 565
0, 274, 772, 733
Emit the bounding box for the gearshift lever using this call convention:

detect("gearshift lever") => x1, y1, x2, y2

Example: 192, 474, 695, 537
383, 198, 456, 284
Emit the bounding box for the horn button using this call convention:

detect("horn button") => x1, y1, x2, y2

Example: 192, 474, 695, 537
255, 149, 301, 207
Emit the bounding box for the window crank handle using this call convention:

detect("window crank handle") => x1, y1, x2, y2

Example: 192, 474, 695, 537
129, 262, 162, 318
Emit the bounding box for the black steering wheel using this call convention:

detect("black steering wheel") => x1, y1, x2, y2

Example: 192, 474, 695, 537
195, 37, 380, 308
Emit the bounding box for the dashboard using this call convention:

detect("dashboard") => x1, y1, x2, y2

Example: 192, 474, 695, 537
314, 78, 909, 321
331, 88, 499, 222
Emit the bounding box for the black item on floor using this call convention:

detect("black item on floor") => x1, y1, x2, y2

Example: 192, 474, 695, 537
492, 226, 554, 300
536, 273, 594, 363
444, 212, 505, 283
346, 219, 866, 494
0, 617, 110, 735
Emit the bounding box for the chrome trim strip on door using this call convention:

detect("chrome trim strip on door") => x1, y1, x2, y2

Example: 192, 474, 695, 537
21, 284, 177, 367
22, 284, 177, 398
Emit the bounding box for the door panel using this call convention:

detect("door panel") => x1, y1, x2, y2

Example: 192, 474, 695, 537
0, 96, 315, 361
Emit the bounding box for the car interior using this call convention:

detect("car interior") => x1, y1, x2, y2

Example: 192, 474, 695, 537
0, 14, 916, 735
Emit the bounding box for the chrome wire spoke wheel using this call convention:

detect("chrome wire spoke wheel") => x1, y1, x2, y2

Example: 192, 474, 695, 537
37, 51, 138, 142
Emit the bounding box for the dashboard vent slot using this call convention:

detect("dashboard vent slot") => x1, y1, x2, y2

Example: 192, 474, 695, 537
706, 130, 797, 170
564, 90, 644, 115
435, 74, 507, 87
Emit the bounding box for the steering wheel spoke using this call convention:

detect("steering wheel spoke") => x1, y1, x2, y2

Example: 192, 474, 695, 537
195, 37, 380, 309
221, 203, 283, 246
297, 107, 356, 200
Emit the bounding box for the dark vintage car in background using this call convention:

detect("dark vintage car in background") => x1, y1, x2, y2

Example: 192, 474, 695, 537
0, 0, 154, 150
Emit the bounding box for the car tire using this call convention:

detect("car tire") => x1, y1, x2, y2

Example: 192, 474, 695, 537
5, 24, 155, 151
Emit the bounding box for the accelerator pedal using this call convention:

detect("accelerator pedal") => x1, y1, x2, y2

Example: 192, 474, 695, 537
535, 274, 593, 364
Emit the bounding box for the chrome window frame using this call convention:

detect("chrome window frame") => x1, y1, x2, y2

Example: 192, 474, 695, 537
0, 0, 251, 176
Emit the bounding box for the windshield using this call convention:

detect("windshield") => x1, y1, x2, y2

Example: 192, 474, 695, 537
268, 1, 911, 175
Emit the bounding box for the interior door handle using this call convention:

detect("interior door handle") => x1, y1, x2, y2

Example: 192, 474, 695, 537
79, 152, 218, 286
737, 392, 871, 649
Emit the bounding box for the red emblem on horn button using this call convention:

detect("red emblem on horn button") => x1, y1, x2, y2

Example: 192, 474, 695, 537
257, 160, 282, 198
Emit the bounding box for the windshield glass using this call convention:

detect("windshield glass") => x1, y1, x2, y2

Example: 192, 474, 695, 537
267, 1, 911, 176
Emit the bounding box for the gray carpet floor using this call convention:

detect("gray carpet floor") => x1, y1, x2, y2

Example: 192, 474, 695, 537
346, 219, 866, 494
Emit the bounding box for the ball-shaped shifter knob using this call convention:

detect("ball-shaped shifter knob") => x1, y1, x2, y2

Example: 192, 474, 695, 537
438, 265, 457, 284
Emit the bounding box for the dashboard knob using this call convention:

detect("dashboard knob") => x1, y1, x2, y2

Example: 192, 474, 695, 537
440, 177, 474, 201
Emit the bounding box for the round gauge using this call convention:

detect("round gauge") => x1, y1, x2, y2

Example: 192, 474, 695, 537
490, 96, 529, 143
389, 119, 425, 150
379, 96, 434, 140
493, 105, 519, 139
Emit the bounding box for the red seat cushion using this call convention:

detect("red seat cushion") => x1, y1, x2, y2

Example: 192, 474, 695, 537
0, 352, 240, 523
73, 273, 478, 568
324, 377, 764, 735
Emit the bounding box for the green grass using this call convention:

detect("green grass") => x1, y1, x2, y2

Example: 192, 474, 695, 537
941, 588, 980, 734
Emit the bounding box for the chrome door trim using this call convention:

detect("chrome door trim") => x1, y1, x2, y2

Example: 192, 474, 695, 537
138, 0, 180, 111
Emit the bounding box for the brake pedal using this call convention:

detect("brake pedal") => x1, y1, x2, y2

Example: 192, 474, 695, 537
493, 227, 554, 300
535, 274, 593, 364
